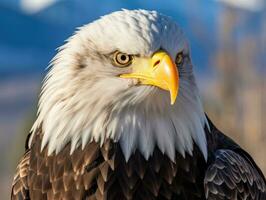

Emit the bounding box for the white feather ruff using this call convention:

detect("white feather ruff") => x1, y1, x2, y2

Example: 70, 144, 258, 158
30, 9, 208, 161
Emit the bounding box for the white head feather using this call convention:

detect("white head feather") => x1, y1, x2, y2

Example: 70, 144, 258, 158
30, 9, 208, 161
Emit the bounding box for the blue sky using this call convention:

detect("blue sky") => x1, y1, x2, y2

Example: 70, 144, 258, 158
0, 0, 219, 74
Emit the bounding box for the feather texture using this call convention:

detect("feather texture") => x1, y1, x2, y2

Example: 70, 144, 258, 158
11, 151, 30, 200
11, 117, 266, 200
13, 131, 207, 200
204, 149, 266, 200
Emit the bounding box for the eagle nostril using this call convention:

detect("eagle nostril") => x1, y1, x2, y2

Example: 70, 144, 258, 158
153, 60, 160, 68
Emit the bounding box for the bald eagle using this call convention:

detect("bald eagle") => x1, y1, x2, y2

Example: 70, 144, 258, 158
11, 10, 265, 200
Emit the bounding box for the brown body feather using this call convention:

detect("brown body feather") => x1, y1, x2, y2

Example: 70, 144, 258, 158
11, 118, 266, 200
12, 132, 206, 200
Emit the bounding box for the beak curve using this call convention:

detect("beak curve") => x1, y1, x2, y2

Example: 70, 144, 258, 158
120, 51, 179, 105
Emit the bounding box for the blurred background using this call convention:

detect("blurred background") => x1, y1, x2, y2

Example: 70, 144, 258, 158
0, 0, 265, 198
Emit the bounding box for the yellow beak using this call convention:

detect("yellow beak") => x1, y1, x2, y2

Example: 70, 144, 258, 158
120, 51, 179, 104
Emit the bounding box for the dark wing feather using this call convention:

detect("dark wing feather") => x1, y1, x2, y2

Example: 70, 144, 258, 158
204, 149, 266, 200
11, 151, 30, 200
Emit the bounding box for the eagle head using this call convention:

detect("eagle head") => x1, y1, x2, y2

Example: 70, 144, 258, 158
31, 9, 208, 161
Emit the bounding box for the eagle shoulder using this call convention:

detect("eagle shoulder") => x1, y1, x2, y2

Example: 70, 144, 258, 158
204, 149, 266, 200
204, 117, 266, 200
11, 150, 30, 200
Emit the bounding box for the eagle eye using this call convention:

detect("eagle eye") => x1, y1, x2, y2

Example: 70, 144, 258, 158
175, 52, 184, 66
113, 51, 133, 67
